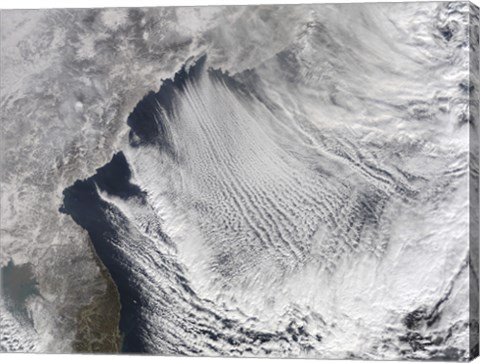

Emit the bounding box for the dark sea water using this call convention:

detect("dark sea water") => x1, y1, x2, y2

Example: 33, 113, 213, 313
60, 152, 147, 352
1, 260, 39, 320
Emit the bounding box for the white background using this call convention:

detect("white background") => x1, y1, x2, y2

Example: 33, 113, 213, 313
0, 0, 479, 363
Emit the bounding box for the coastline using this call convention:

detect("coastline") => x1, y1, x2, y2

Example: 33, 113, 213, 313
73, 237, 122, 353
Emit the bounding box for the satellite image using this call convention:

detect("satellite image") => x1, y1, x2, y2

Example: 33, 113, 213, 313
0, 1, 479, 360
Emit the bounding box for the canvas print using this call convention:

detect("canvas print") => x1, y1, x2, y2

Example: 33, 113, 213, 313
0, 1, 479, 360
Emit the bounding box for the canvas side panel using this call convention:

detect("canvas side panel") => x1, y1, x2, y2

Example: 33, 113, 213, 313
470, 2, 480, 361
